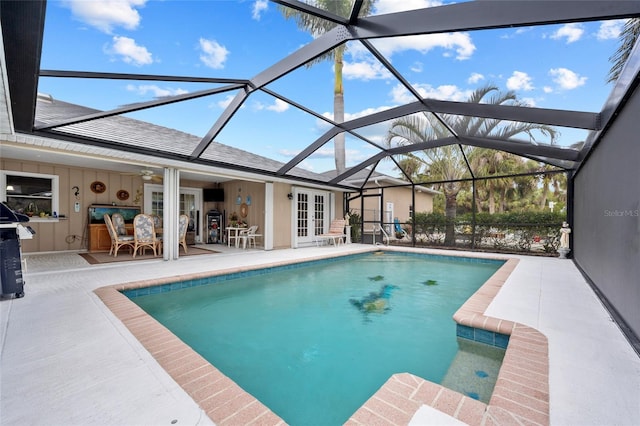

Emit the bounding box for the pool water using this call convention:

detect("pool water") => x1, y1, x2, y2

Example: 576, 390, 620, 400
129, 252, 503, 425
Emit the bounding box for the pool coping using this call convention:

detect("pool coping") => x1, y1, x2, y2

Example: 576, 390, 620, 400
94, 249, 549, 426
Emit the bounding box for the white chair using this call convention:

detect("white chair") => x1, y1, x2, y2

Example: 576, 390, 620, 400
238, 225, 262, 249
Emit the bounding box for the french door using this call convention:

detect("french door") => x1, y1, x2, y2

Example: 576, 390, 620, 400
294, 189, 330, 246
144, 184, 203, 243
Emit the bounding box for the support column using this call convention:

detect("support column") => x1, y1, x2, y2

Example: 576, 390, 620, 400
264, 182, 274, 250
162, 168, 180, 260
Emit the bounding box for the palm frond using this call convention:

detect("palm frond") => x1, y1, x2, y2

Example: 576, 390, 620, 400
607, 18, 640, 83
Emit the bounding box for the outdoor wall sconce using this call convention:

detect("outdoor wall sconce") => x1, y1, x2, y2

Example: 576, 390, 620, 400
287, 193, 293, 200
236, 187, 242, 205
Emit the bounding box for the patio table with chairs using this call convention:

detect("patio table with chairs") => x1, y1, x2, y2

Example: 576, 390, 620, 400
226, 226, 246, 248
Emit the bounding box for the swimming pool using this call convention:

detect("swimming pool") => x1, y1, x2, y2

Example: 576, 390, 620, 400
126, 252, 504, 425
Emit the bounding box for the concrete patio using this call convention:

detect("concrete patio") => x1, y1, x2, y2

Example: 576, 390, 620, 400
1, 245, 639, 425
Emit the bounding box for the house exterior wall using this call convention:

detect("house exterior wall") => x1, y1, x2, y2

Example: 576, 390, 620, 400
1, 158, 145, 253
357, 185, 434, 223
2, 158, 345, 253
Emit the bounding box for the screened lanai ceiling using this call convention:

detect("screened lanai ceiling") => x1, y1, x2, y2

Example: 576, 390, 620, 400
2, 0, 640, 190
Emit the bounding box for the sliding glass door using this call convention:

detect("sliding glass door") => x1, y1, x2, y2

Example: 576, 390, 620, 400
144, 184, 202, 243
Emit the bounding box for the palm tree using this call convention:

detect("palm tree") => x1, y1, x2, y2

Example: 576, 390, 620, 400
387, 85, 558, 245
395, 156, 422, 181
278, 1, 376, 174
607, 18, 640, 84
469, 149, 523, 214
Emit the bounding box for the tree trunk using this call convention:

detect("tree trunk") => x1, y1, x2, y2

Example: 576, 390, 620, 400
474, 187, 482, 213
334, 49, 345, 174
444, 192, 457, 246
488, 182, 496, 214
500, 187, 508, 212
539, 187, 548, 210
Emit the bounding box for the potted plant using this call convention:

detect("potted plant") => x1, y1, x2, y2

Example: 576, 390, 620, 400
229, 212, 238, 227
25, 202, 36, 217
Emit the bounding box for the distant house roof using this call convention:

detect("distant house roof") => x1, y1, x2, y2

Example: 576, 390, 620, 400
321, 168, 440, 195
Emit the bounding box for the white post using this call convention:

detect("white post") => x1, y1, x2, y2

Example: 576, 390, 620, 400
264, 182, 274, 250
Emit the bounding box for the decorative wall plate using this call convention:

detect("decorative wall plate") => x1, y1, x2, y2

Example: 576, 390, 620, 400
116, 190, 130, 201
90, 181, 106, 194
240, 202, 248, 218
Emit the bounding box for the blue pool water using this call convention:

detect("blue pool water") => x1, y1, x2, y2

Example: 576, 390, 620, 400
128, 252, 503, 425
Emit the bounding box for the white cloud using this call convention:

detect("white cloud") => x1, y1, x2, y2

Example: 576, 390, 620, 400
500, 27, 533, 39
391, 83, 472, 104
320, 105, 393, 124
106, 36, 152, 66
278, 148, 303, 157
253, 98, 289, 112
311, 148, 339, 158
215, 94, 235, 109
252, 0, 268, 21
550, 23, 584, 44
543, 86, 553, 94
126, 84, 188, 97
549, 68, 587, 90
467, 72, 484, 84
267, 99, 289, 112
198, 38, 229, 69
370, 32, 476, 61
506, 71, 534, 91
597, 20, 626, 40
410, 62, 423, 73
64, 0, 146, 34
343, 60, 392, 81
374, 0, 443, 15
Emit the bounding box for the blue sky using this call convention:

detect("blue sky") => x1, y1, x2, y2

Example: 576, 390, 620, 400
38, 0, 628, 176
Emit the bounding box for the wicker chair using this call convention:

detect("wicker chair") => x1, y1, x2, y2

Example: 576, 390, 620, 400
111, 213, 128, 236
132, 214, 160, 257
178, 214, 189, 254
103, 214, 134, 257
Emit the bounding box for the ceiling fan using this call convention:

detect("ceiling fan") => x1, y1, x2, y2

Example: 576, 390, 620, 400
121, 169, 163, 183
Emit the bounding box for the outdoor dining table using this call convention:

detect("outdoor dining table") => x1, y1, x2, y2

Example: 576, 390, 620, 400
226, 226, 246, 248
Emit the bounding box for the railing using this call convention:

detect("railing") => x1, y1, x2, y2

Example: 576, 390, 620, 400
408, 221, 563, 254
348, 218, 563, 255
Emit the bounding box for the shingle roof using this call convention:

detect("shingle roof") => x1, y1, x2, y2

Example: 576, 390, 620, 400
35, 96, 332, 184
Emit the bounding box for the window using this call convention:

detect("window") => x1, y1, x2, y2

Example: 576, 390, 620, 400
1, 171, 59, 217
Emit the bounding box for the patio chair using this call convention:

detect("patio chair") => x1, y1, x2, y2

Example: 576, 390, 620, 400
111, 213, 128, 236
133, 214, 160, 257
394, 218, 409, 239
178, 214, 189, 254
103, 214, 134, 257
238, 225, 262, 249
150, 214, 162, 229
316, 219, 346, 246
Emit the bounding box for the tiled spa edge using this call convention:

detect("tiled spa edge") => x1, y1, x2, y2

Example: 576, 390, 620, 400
346, 257, 550, 426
